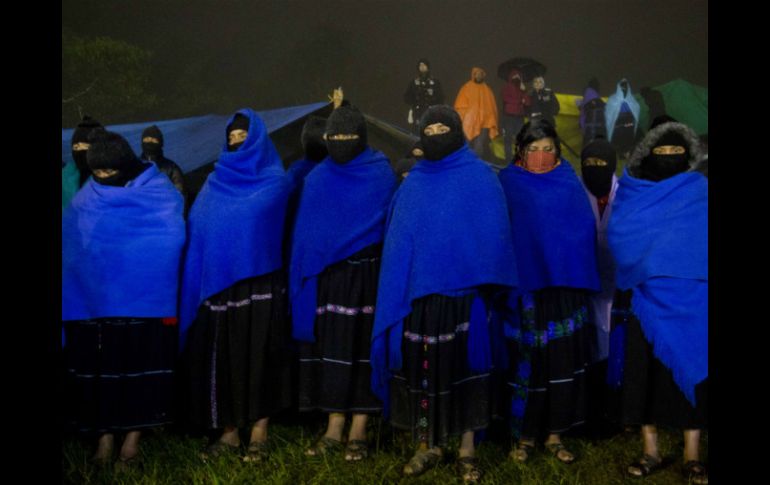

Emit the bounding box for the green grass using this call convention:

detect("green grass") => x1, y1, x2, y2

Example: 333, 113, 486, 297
62, 419, 706, 484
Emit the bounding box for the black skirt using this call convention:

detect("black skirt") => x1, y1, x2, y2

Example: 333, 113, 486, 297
298, 244, 383, 413
183, 271, 293, 430
63, 317, 177, 433
389, 293, 494, 448
610, 290, 708, 429
507, 288, 591, 440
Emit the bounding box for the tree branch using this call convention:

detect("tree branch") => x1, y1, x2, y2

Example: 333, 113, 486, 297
62, 78, 99, 104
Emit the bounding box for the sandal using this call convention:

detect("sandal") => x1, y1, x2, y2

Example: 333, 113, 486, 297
243, 440, 269, 463
456, 456, 482, 483
683, 460, 708, 484
344, 439, 369, 462
545, 441, 576, 464
627, 454, 664, 478
200, 440, 240, 461
509, 441, 535, 463
403, 448, 442, 476
305, 436, 344, 457
114, 454, 143, 472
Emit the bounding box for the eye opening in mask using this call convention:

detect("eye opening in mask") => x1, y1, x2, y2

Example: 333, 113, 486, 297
652, 145, 686, 155
72, 142, 90, 151
327, 133, 360, 141
582, 157, 608, 167
228, 129, 248, 146
423, 123, 451, 136
93, 168, 119, 178
142, 136, 161, 144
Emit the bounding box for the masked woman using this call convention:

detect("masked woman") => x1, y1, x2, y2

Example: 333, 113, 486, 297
607, 121, 708, 484
62, 129, 185, 468
291, 105, 396, 462
371, 105, 518, 483
179, 109, 293, 463
498, 119, 600, 465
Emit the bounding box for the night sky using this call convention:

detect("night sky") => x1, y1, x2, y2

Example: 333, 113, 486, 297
62, 0, 708, 128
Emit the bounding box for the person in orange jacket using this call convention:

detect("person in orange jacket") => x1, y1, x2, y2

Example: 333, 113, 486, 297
454, 67, 499, 161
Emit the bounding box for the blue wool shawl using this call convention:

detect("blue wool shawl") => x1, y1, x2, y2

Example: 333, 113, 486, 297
605, 80, 641, 141
370, 144, 519, 408
286, 158, 319, 195
62, 164, 185, 321
179, 109, 290, 348
290, 147, 396, 342
498, 160, 600, 293
607, 169, 707, 405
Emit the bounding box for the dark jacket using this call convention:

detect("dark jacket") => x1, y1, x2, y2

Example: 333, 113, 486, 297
404, 76, 445, 120
529, 88, 560, 127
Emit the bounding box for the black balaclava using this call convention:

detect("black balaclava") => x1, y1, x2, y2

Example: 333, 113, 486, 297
638, 129, 691, 182
580, 137, 617, 198
325, 105, 367, 164
417, 58, 430, 79
649, 114, 678, 130
301, 115, 328, 162
71, 115, 103, 186
86, 129, 147, 186
226, 113, 250, 152
418, 105, 466, 161
140, 124, 164, 161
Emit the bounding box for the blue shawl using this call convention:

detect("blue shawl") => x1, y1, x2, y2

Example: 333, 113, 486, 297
62, 164, 185, 322
605, 79, 641, 141
286, 158, 319, 195
370, 144, 518, 408
607, 169, 707, 405
498, 160, 600, 293
290, 147, 396, 342
179, 108, 290, 348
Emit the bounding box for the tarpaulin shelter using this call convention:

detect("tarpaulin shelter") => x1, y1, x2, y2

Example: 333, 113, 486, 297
62, 101, 416, 197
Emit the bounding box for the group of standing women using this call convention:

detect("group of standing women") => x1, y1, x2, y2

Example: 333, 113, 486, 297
62, 101, 707, 484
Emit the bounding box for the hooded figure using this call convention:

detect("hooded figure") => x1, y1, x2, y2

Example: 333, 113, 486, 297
284, 115, 328, 265
454, 67, 499, 160
404, 58, 445, 134
606, 120, 707, 482
528, 75, 560, 128
286, 116, 328, 197
179, 108, 294, 459
604, 79, 641, 156
578, 137, 619, 364
70, 115, 103, 186
371, 105, 517, 479
576, 77, 607, 145
289, 105, 396, 458
63, 116, 103, 209
87, 128, 150, 187
140, 124, 186, 199
62, 128, 185, 464
500, 68, 532, 162
498, 119, 600, 464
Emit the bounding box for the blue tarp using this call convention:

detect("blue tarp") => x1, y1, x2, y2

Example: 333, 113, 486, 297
62, 102, 329, 174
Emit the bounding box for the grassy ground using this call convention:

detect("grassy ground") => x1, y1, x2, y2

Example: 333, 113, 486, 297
62, 416, 706, 485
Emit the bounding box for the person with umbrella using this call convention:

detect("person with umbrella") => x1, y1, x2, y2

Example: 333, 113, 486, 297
500, 68, 532, 163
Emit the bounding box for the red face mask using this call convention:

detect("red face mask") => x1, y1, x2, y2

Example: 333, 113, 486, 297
524, 150, 558, 173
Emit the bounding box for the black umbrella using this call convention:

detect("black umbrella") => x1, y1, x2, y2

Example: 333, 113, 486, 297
497, 57, 547, 83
